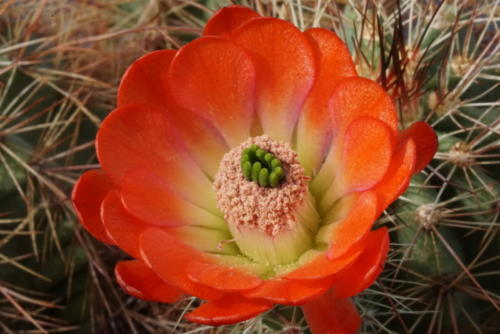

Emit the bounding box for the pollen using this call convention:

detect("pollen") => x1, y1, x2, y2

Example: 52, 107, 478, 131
213, 135, 307, 236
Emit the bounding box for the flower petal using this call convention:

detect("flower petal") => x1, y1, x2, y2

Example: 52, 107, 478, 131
296, 28, 357, 174
203, 5, 260, 38
284, 248, 362, 280
101, 191, 152, 258
312, 78, 398, 196
185, 296, 272, 326
117, 49, 228, 177
301, 289, 361, 334
96, 103, 217, 212
243, 276, 333, 305
339, 117, 395, 193
318, 118, 394, 211
139, 228, 222, 300
232, 18, 315, 142
121, 169, 225, 229
72, 170, 114, 244
117, 50, 174, 108
115, 260, 183, 303
102, 191, 235, 257
186, 261, 262, 292
373, 139, 416, 210
165, 111, 228, 178
330, 77, 398, 135
334, 227, 389, 298
316, 191, 378, 260
399, 121, 437, 173
167, 225, 238, 255
168, 37, 256, 147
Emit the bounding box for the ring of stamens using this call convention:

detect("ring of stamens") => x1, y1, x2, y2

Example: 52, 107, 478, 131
214, 135, 307, 236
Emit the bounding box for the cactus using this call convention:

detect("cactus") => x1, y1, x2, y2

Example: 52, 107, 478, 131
0, 0, 498, 333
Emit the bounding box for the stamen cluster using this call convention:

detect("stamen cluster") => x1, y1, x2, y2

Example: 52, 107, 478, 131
214, 135, 307, 236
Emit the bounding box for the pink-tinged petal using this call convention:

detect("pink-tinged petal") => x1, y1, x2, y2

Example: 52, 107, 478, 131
139, 228, 222, 300
312, 78, 398, 196
117, 50, 174, 108
186, 261, 262, 292
301, 289, 361, 334
167, 226, 238, 255
399, 121, 437, 173
165, 110, 228, 178
203, 5, 261, 38
185, 296, 272, 326
232, 18, 315, 142
72, 170, 114, 244
101, 191, 152, 259
319, 191, 379, 260
106, 195, 229, 257
374, 139, 416, 210
96, 103, 217, 212
121, 169, 225, 229
339, 117, 395, 194
335, 228, 389, 298
168, 37, 255, 147
115, 260, 183, 303
117, 50, 228, 177
103, 191, 234, 257
284, 249, 362, 281
244, 276, 333, 305
296, 28, 357, 174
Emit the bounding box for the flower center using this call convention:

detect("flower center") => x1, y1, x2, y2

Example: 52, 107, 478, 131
213, 135, 320, 265
240, 144, 285, 187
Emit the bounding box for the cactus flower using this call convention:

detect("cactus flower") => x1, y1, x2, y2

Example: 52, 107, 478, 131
72, 6, 437, 333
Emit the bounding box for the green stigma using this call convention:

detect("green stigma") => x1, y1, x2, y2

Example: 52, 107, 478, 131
241, 144, 285, 187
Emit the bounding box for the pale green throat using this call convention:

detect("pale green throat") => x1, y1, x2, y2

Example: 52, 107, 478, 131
240, 144, 285, 187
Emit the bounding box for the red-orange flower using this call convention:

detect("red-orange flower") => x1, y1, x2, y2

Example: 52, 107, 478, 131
72, 6, 437, 333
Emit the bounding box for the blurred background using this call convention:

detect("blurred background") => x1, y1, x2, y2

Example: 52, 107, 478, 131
0, 0, 498, 333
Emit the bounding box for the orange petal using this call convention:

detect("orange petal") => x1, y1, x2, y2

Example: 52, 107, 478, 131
185, 296, 272, 326
312, 78, 398, 196
117, 50, 174, 109
121, 169, 225, 229
139, 228, 222, 300
168, 37, 255, 147
243, 276, 333, 305
232, 18, 315, 142
101, 190, 152, 258
305, 28, 357, 83
374, 139, 416, 210
335, 228, 390, 298
330, 77, 398, 136
285, 249, 362, 281
96, 103, 216, 212
186, 261, 262, 292
203, 5, 260, 38
296, 28, 357, 174
116, 49, 228, 177
301, 289, 361, 334
339, 117, 395, 193
72, 170, 114, 244
399, 121, 437, 173
115, 260, 183, 303
326, 191, 379, 259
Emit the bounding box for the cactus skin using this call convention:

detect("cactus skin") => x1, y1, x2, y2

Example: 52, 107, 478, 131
0, 0, 498, 333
